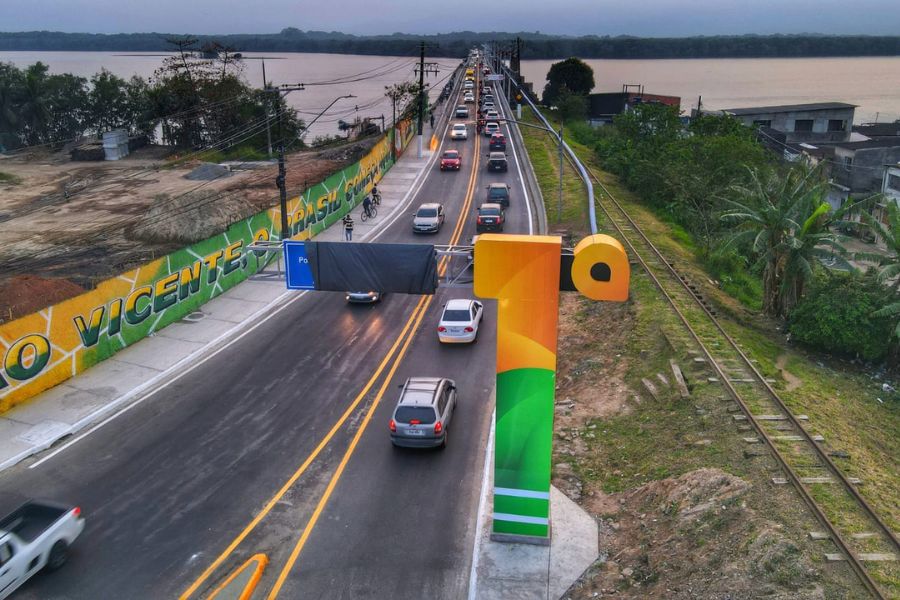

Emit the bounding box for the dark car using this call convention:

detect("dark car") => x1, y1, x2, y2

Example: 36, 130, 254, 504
476, 203, 505, 232
487, 152, 508, 173
489, 133, 507, 151
440, 149, 462, 171
487, 182, 510, 207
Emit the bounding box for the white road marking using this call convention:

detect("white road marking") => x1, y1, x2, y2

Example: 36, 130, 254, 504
467, 408, 495, 600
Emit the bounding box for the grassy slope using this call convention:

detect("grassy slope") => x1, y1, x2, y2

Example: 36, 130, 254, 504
518, 105, 898, 594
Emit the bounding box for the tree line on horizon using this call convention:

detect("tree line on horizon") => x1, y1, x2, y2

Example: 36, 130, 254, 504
0, 30, 899, 59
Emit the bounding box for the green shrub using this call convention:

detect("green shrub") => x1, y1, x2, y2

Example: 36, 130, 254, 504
788, 271, 895, 360
705, 247, 763, 310
0, 171, 21, 185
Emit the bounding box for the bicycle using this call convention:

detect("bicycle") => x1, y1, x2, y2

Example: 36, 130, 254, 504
360, 205, 377, 222
371, 190, 382, 206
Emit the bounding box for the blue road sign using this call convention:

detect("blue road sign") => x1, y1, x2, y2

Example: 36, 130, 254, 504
284, 240, 316, 290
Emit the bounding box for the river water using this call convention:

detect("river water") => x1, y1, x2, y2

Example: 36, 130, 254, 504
0, 51, 460, 138
2, 51, 898, 132
521, 57, 900, 124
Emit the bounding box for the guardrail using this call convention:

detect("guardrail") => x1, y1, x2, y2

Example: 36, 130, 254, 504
499, 64, 598, 235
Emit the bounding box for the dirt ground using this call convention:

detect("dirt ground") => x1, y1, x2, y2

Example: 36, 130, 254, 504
552, 286, 866, 599
0, 139, 373, 322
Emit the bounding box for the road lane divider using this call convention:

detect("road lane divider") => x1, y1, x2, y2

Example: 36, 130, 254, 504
207, 554, 268, 600
265, 292, 434, 599
179, 295, 429, 600
265, 91, 482, 597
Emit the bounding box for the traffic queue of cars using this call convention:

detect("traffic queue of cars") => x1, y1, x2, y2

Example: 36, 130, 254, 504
389, 53, 519, 450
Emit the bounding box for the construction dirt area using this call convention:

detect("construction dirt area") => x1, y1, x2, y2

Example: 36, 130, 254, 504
0, 138, 378, 323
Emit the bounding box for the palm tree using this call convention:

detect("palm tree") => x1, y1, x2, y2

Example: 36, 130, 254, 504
721, 164, 853, 318
856, 201, 900, 336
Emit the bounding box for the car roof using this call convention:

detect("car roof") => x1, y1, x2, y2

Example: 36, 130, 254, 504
445, 298, 474, 311
419, 202, 442, 209
443, 149, 459, 155
479, 203, 502, 210
399, 377, 444, 405
489, 152, 505, 158
452, 123, 467, 128
491, 132, 505, 137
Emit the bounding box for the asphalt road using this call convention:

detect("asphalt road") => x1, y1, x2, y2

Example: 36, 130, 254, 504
0, 68, 535, 600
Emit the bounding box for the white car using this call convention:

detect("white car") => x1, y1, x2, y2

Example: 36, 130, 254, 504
437, 298, 484, 344
464, 80, 474, 89
464, 93, 475, 104
455, 105, 469, 118
450, 123, 468, 140
485, 109, 500, 121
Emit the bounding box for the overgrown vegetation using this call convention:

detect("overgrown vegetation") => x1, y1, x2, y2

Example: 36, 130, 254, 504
0, 37, 304, 153
561, 102, 899, 362
789, 271, 895, 360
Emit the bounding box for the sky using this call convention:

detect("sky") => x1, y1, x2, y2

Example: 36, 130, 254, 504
2, 0, 899, 37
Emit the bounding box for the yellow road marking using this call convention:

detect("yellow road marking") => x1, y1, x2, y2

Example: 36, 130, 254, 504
207, 554, 268, 600
265, 292, 433, 599
266, 84, 483, 598
179, 295, 429, 600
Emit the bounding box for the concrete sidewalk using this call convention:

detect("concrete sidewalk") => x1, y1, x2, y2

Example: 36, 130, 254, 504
0, 142, 437, 473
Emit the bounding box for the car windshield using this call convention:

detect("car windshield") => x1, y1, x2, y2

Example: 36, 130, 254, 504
395, 406, 436, 424
489, 188, 508, 199
480, 207, 501, 216
417, 208, 438, 217
453, 125, 466, 130
442, 309, 472, 322
444, 151, 458, 158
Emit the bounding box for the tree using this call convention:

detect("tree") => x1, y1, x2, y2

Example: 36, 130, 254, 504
542, 57, 594, 106
88, 69, 130, 135
384, 81, 420, 124
789, 270, 895, 360
855, 201, 900, 338
555, 86, 587, 122
0, 62, 23, 149
721, 164, 853, 318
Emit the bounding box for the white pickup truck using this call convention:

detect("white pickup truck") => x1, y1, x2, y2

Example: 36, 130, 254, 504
0, 501, 85, 599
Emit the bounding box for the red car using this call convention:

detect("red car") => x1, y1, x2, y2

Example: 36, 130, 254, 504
440, 149, 462, 171
489, 133, 507, 151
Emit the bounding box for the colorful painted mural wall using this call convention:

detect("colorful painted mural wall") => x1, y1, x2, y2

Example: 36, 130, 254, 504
0, 126, 411, 412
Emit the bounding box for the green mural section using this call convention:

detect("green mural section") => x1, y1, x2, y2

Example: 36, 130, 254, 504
493, 367, 554, 538
0, 126, 409, 412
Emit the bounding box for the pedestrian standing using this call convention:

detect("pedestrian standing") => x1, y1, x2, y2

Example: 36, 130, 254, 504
342, 214, 354, 241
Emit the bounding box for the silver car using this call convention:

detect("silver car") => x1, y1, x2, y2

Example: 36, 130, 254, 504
412, 202, 445, 233
390, 377, 457, 449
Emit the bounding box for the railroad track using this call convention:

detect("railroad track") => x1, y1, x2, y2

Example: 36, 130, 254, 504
552, 146, 898, 597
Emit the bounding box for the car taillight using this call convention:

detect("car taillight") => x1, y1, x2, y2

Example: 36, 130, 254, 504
438, 326, 446, 332
477, 217, 483, 224
73, 506, 82, 518
410, 419, 421, 425
464, 326, 474, 332
434, 421, 443, 435
389, 419, 396, 432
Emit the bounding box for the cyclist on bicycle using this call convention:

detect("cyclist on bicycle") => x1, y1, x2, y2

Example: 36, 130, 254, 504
362, 194, 374, 219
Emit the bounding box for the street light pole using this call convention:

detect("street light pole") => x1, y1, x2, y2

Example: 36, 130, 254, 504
266, 88, 354, 241
557, 125, 564, 222
502, 115, 568, 223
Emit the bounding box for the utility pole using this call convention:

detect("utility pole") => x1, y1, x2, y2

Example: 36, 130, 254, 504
263, 83, 304, 240
262, 58, 272, 158
417, 41, 425, 159
414, 41, 439, 159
